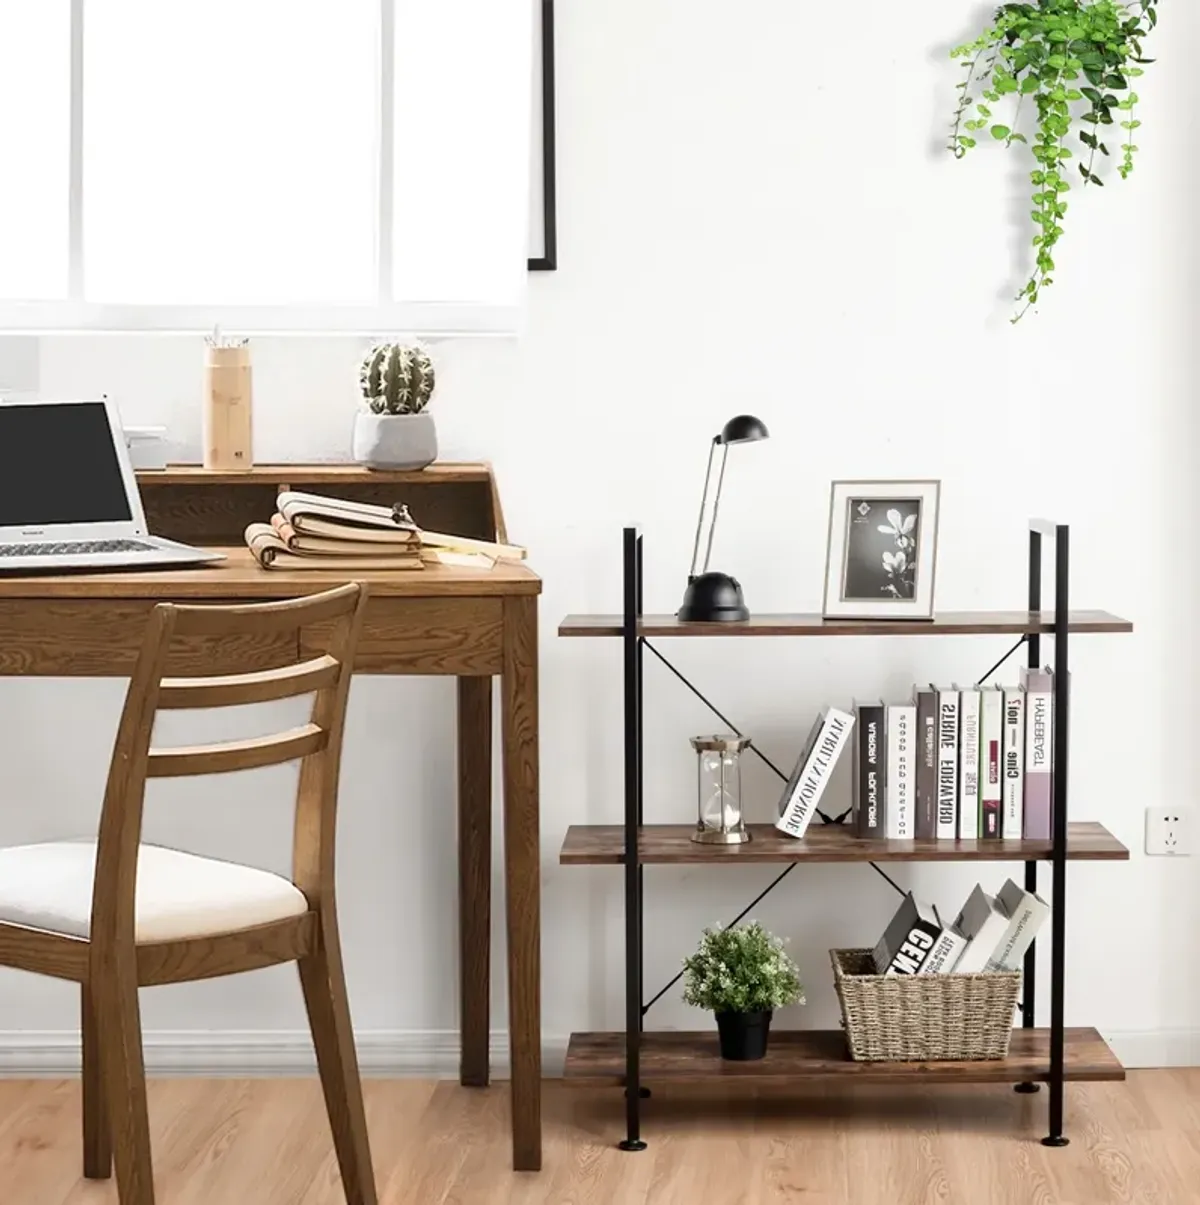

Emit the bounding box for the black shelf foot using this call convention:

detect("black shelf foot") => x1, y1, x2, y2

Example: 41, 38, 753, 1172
1014, 1082, 1041, 1094
619, 1139, 648, 1152
625, 1086, 652, 1099
1041, 1135, 1070, 1148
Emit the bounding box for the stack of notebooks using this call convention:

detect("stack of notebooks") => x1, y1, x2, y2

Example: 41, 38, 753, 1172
245, 491, 526, 572
872, 881, 1050, 976
774, 670, 1057, 843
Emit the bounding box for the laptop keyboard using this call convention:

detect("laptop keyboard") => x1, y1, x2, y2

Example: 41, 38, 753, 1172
0, 539, 155, 557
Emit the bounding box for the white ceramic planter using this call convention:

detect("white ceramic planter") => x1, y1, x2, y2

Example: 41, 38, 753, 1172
352, 411, 438, 470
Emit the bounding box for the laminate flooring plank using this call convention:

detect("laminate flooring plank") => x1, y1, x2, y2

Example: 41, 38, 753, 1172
2, 1072, 1200, 1205
0, 1080, 95, 1205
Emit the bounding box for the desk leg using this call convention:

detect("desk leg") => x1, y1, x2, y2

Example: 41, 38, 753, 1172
502, 595, 541, 1172
457, 675, 493, 1089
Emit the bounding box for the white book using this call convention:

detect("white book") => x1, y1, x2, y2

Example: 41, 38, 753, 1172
919, 924, 968, 975
775, 707, 856, 839
276, 490, 527, 559
988, 878, 1051, 971
951, 884, 1013, 973
885, 703, 917, 840
979, 685, 1004, 840
1021, 667, 1054, 841
934, 686, 960, 840
957, 686, 981, 841
1001, 688, 1026, 838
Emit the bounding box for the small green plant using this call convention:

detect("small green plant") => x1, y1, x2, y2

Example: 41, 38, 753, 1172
359, 342, 436, 415
949, 0, 1158, 321
682, 922, 804, 1015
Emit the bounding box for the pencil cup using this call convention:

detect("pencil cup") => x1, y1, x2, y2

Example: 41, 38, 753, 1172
203, 344, 253, 470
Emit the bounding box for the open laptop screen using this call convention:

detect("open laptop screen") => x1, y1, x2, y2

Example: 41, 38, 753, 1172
0, 402, 133, 527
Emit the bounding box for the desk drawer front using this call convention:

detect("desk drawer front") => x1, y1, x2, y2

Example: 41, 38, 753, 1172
0, 601, 296, 676
0, 597, 503, 677
304, 597, 503, 675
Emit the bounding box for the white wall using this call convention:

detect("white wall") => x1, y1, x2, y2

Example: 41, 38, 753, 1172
1, 0, 1197, 1070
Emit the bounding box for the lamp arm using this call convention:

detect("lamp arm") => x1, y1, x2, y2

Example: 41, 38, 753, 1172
700, 442, 730, 575
687, 439, 718, 580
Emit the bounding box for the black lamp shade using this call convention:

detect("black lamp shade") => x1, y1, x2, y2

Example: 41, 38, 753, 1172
718, 414, 770, 445
678, 571, 749, 623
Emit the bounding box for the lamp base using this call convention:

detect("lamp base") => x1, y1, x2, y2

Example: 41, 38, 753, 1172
678, 572, 749, 623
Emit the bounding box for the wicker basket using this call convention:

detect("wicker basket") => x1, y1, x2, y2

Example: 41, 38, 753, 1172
831, 949, 1022, 1062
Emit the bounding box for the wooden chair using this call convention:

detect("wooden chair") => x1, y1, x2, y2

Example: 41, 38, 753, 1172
0, 584, 377, 1205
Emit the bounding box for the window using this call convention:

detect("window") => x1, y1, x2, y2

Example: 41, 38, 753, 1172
0, 5, 71, 303
0, 2, 533, 335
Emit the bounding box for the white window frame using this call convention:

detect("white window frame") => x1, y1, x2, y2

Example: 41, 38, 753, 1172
0, 0, 522, 337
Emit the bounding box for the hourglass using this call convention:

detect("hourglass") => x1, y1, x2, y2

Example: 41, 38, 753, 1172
690, 735, 752, 845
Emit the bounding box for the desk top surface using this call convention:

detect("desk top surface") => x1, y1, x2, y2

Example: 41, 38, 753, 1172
0, 547, 541, 601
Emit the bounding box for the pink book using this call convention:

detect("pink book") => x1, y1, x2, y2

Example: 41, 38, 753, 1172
1021, 667, 1054, 840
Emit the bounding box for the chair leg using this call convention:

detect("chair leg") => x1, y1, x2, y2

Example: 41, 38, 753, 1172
94, 963, 155, 1205
299, 920, 378, 1205
81, 982, 112, 1179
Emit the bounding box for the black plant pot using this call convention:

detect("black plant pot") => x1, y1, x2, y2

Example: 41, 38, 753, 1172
715, 1010, 773, 1061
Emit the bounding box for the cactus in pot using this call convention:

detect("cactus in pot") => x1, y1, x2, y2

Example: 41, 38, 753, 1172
352, 341, 438, 469
359, 342, 436, 415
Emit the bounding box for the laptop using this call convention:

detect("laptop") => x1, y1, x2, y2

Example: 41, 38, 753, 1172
0, 399, 225, 572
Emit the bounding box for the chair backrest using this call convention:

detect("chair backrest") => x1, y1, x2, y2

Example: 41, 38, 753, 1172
90, 584, 368, 947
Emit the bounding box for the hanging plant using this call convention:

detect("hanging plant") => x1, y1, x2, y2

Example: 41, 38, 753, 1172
949, 1, 1158, 322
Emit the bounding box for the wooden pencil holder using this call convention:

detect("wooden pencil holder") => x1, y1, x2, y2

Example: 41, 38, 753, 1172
203, 345, 253, 471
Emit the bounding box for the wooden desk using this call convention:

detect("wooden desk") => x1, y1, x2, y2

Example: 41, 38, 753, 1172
0, 464, 543, 1171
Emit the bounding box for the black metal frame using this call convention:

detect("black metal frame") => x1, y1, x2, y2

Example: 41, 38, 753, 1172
615, 521, 1074, 1150
527, 0, 558, 272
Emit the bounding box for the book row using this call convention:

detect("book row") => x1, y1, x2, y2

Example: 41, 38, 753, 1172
776, 667, 1057, 842
873, 880, 1049, 977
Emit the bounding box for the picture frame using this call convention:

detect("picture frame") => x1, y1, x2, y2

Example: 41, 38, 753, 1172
822, 480, 941, 621
527, 0, 558, 271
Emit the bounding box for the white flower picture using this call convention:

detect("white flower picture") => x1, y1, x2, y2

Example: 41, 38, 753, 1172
823, 481, 941, 621
842, 498, 921, 601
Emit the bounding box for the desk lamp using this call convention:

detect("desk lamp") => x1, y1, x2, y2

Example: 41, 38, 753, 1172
678, 414, 769, 623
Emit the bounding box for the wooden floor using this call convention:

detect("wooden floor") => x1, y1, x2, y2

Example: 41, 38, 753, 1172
1, 1072, 1197, 1204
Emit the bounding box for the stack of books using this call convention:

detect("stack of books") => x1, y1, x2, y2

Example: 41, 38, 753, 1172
774, 672, 1056, 842
872, 881, 1050, 976
244, 491, 526, 572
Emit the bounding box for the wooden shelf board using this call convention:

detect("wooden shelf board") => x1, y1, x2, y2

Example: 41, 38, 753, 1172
137, 462, 492, 487
558, 610, 1133, 638
559, 821, 1128, 865
563, 1028, 1124, 1086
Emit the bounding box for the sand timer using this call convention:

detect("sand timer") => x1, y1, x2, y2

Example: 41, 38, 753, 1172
689, 734, 752, 845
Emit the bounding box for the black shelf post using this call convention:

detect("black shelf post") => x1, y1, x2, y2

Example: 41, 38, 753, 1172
619, 527, 647, 1151
637, 535, 645, 1035
1043, 524, 1071, 1146
1016, 528, 1042, 1095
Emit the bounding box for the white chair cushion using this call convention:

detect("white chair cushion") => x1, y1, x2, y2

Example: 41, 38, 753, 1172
0, 841, 309, 943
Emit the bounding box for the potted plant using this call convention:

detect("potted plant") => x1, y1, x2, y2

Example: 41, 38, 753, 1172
949, 0, 1158, 321
682, 922, 804, 1061
352, 341, 437, 469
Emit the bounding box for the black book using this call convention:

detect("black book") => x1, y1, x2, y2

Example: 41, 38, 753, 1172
872, 893, 945, 975
914, 687, 938, 840
853, 700, 886, 838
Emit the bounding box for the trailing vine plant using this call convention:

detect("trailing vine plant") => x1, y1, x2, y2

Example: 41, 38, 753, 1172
950, 1, 1158, 322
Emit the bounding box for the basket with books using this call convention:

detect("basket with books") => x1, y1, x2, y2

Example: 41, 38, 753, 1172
833, 880, 1046, 1062
832, 949, 1020, 1062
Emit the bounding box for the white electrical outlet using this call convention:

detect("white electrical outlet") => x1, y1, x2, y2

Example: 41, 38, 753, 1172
1145, 808, 1192, 856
